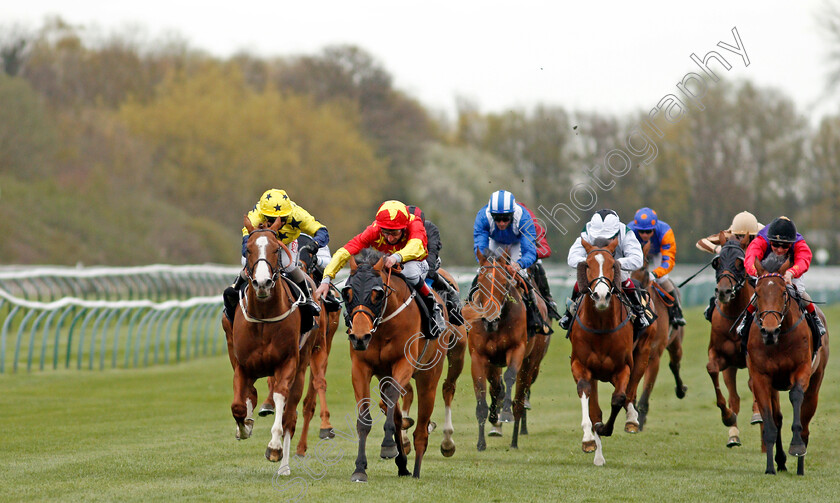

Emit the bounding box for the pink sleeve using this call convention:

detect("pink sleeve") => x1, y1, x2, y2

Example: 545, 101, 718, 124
790, 241, 812, 278
744, 238, 766, 276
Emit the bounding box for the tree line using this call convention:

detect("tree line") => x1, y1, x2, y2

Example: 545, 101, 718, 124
1, 17, 838, 267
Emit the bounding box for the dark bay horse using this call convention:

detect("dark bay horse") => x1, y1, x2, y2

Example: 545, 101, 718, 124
568, 237, 641, 466
462, 250, 536, 451
257, 242, 342, 456
221, 216, 315, 476
705, 232, 760, 447
343, 250, 450, 481
630, 241, 687, 431
393, 266, 466, 458
747, 260, 829, 475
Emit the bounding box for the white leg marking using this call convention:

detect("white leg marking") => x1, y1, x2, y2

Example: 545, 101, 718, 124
593, 431, 605, 466
581, 393, 595, 443
277, 431, 292, 476
625, 402, 639, 426
443, 406, 454, 437
729, 426, 740, 438
402, 408, 410, 420
269, 392, 286, 450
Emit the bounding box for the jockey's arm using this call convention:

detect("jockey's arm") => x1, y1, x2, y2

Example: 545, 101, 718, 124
744, 238, 767, 277
567, 237, 586, 268
473, 209, 491, 261
696, 232, 724, 254
788, 240, 813, 278
618, 230, 644, 271
652, 227, 677, 278
516, 213, 538, 269
294, 206, 330, 248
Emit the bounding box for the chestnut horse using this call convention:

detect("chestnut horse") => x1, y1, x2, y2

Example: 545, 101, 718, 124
462, 250, 537, 451
747, 260, 829, 475
631, 241, 687, 431
393, 267, 467, 458
257, 241, 342, 456
568, 237, 643, 466
221, 216, 316, 476
343, 250, 450, 481
705, 232, 760, 447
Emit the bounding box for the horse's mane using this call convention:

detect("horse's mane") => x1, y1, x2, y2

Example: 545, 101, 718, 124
356, 248, 387, 267
760, 252, 786, 273
592, 237, 612, 248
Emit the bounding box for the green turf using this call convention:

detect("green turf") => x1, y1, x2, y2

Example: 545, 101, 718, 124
1, 306, 839, 502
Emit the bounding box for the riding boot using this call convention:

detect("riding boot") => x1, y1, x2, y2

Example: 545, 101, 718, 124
736, 311, 754, 356
532, 261, 560, 321
468, 274, 479, 301
667, 290, 687, 326
626, 288, 651, 334
223, 274, 247, 322
294, 278, 322, 315
433, 275, 463, 326
805, 311, 825, 355
703, 295, 715, 322
523, 286, 550, 336
558, 289, 581, 331
423, 292, 446, 339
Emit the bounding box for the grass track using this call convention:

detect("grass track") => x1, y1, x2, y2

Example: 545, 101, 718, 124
1, 306, 839, 502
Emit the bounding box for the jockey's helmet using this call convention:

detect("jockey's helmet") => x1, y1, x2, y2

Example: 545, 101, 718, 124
375, 200, 410, 230
258, 189, 293, 218
632, 207, 658, 231
488, 190, 516, 214
766, 216, 797, 243
728, 211, 761, 236
586, 209, 621, 239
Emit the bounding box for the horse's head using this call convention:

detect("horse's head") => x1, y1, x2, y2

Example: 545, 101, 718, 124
713, 232, 748, 304
242, 215, 291, 300
342, 250, 387, 351
472, 249, 516, 327
580, 237, 621, 311
753, 257, 793, 346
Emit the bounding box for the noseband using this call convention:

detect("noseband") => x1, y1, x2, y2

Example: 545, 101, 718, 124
584, 247, 620, 298
755, 273, 790, 330
714, 242, 746, 295
244, 229, 289, 285
474, 261, 514, 322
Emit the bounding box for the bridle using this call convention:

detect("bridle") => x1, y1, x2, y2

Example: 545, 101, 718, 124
343, 265, 415, 333
714, 241, 746, 296
474, 259, 515, 322
243, 229, 292, 286
584, 247, 620, 299
755, 273, 791, 330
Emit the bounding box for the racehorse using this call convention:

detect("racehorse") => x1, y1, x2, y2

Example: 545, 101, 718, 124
256, 237, 342, 456
747, 259, 829, 475
392, 267, 467, 458
704, 232, 760, 447
631, 241, 687, 431
568, 237, 643, 466
343, 249, 450, 481
221, 216, 316, 476
462, 250, 536, 451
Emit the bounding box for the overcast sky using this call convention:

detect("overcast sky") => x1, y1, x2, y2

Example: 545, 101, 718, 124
2, 1, 836, 121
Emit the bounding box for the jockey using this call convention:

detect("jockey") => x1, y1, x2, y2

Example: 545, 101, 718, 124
628, 207, 686, 327
472, 189, 550, 335
314, 200, 446, 339
407, 205, 463, 326
519, 202, 561, 321
558, 209, 651, 333
696, 211, 763, 321
223, 189, 328, 322
737, 216, 826, 353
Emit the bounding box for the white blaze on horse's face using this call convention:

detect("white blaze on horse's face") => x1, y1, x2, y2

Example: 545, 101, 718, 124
592, 254, 611, 310
252, 235, 274, 293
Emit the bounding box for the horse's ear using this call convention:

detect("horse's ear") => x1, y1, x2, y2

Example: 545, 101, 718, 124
718, 231, 727, 247
581, 239, 592, 253
349, 255, 358, 273
642, 240, 651, 257
606, 236, 619, 253
754, 257, 765, 276
739, 233, 750, 249
778, 257, 793, 275
244, 215, 255, 233
373, 256, 385, 272
269, 216, 283, 232
476, 249, 486, 265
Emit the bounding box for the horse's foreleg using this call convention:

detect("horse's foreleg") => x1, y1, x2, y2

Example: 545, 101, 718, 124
350, 363, 373, 482
511, 360, 533, 449
471, 354, 490, 451
707, 353, 737, 428
487, 366, 503, 433
411, 367, 442, 479
308, 339, 333, 438
259, 377, 276, 417
772, 390, 786, 472
440, 329, 465, 457
667, 327, 687, 398
752, 375, 777, 474
499, 365, 517, 423
231, 365, 256, 440
267, 358, 297, 464
400, 383, 415, 430
599, 365, 630, 438
295, 372, 317, 457
788, 383, 806, 458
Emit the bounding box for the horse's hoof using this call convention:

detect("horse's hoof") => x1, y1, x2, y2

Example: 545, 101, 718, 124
524, 399, 531, 410
582, 440, 597, 453
441, 439, 456, 457
750, 413, 763, 425
319, 428, 335, 439
276, 465, 291, 476
726, 436, 742, 448
488, 424, 503, 437
624, 422, 640, 434
722, 412, 737, 427
295, 453, 306, 458
594, 422, 612, 437
398, 469, 411, 477
401, 416, 415, 430
402, 437, 412, 455
428, 421, 437, 434
477, 440, 486, 452
265, 446, 282, 462
499, 410, 514, 423
789, 444, 807, 457
676, 385, 687, 399
765, 469, 776, 475
258, 404, 275, 417
351, 472, 368, 483
380, 444, 399, 459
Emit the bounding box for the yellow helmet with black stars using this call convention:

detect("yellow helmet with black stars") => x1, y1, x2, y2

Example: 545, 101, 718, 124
258, 189, 293, 218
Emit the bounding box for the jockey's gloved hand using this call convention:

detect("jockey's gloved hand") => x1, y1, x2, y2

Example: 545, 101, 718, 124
649, 272, 657, 282
301, 241, 319, 255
